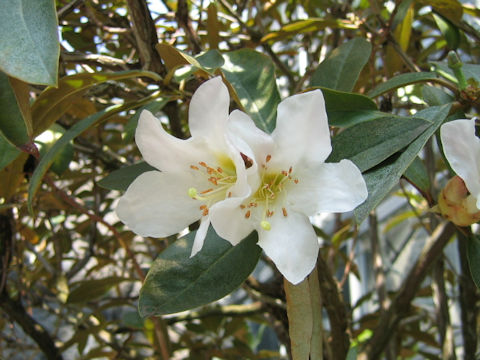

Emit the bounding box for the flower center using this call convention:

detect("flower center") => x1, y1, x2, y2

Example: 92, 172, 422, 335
187, 156, 237, 216
241, 154, 299, 231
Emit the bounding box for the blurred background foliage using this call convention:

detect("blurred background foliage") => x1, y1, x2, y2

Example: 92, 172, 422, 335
0, 0, 479, 359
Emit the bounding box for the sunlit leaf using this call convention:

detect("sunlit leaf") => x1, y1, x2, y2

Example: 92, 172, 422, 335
222, 49, 281, 133
139, 227, 261, 317
0, 0, 59, 85
311, 38, 372, 92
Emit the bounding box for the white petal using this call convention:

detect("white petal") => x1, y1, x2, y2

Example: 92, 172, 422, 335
135, 110, 214, 172
191, 217, 210, 257
116, 171, 200, 237
288, 160, 368, 215
209, 197, 255, 246
188, 77, 230, 139
227, 110, 275, 164
258, 211, 319, 285
441, 119, 480, 205
271, 90, 331, 167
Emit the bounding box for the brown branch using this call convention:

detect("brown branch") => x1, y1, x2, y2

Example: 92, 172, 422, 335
358, 221, 456, 360
176, 0, 202, 54
316, 253, 350, 360
0, 289, 63, 360
126, 0, 166, 75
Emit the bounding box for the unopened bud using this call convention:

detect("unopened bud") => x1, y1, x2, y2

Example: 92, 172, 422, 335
437, 176, 480, 226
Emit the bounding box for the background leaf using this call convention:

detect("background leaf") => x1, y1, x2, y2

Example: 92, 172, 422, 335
221, 49, 281, 133
310, 38, 372, 92
467, 235, 480, 289
0, 0, 59, 85
0, 72, 31, 146
368, 72, 442, 98
139, 228, 261, 317
98, 162, 156, 191
31, 70, 161, 137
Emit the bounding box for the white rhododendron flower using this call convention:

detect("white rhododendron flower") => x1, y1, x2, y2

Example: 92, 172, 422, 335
440, 118, 480, 211
210, 90, 368, 284
116, 77, 260, 256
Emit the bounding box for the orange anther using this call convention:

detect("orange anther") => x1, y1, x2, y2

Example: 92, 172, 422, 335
228, 192, 232, 198
217, 167, 223, 173
208, 177, 218, 185
282, 207, 288, 217
266, 154, 272, 162
245, 210, 251, 219
240, 204, 246, 209
289, 166, 293, 174
200, 205, 207, 210
190, 165, 199, 170
202, 208, 209, 216
200, 188, 213, 194
294, 179, 299, 184
199, 161, 207, 167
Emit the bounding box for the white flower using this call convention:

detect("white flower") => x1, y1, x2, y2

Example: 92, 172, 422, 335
209, 90, 368, 284
440, 118, 480, 211
116, 77, 259, 256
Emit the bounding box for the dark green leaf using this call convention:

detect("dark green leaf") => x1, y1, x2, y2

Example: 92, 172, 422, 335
433, 13, 460, 50
403, 157, 431, 193
0, 134, 20, 171
467, 235, 480, 289
98, 162, 156, 191
320, 87, 378, 127
0, 0, 59, 85
139, 227, 261, 317
329, 116, 430, 172
354, 104, 451, 223
0, 72, 30, 146
422, 85, 455, 106
221, 49, 281, 133
311, 38, 372, 92
367, 72, 441, 98
67, 277, 132, 303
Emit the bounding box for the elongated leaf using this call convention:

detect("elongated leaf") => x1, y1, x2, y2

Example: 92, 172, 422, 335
422, 85, 454, 106
467, 235, 480, 289
368, 72, 441, 98
261, 18, 357, 43
67, 277, 132, 304
329, 116, 430, 172
0, 134, 20, 171
285, 279, 312, 360
31, 70, 161, 136
311, 38, 372, 92
98, 162, 156, 191
221, 49, 281, 133
139, 227, 261, 317
354, 104, 451, 223
320, 88, 378, 127
0, 72, 30, 146
0, 0, 59, 85
433, 13, 460, 50
404, 157, 431, 192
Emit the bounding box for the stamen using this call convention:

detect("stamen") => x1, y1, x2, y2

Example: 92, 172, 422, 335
245, 210, 251, 219
202, 208, 209, 216
240, 204, 246, 209
190, 165, 199, 170
282, 207, 288, 217
200, 188, 214, 194
289, 166, 292, 174
200, 205, 207, 210
228, 192, 232, 198
294, 179, 299, 184
266, 154, 272, 162
199, 161, 207, 167
217, 167, 223, 173
261, 220, 271, 231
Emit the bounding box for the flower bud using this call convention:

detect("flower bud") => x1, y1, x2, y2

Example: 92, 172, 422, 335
437, 176, 480, 226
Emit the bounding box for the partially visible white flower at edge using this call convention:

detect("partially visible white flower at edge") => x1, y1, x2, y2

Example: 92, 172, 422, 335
440, 118, 480, 212
210, 89, 368, 284
116, 77, 259, 256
